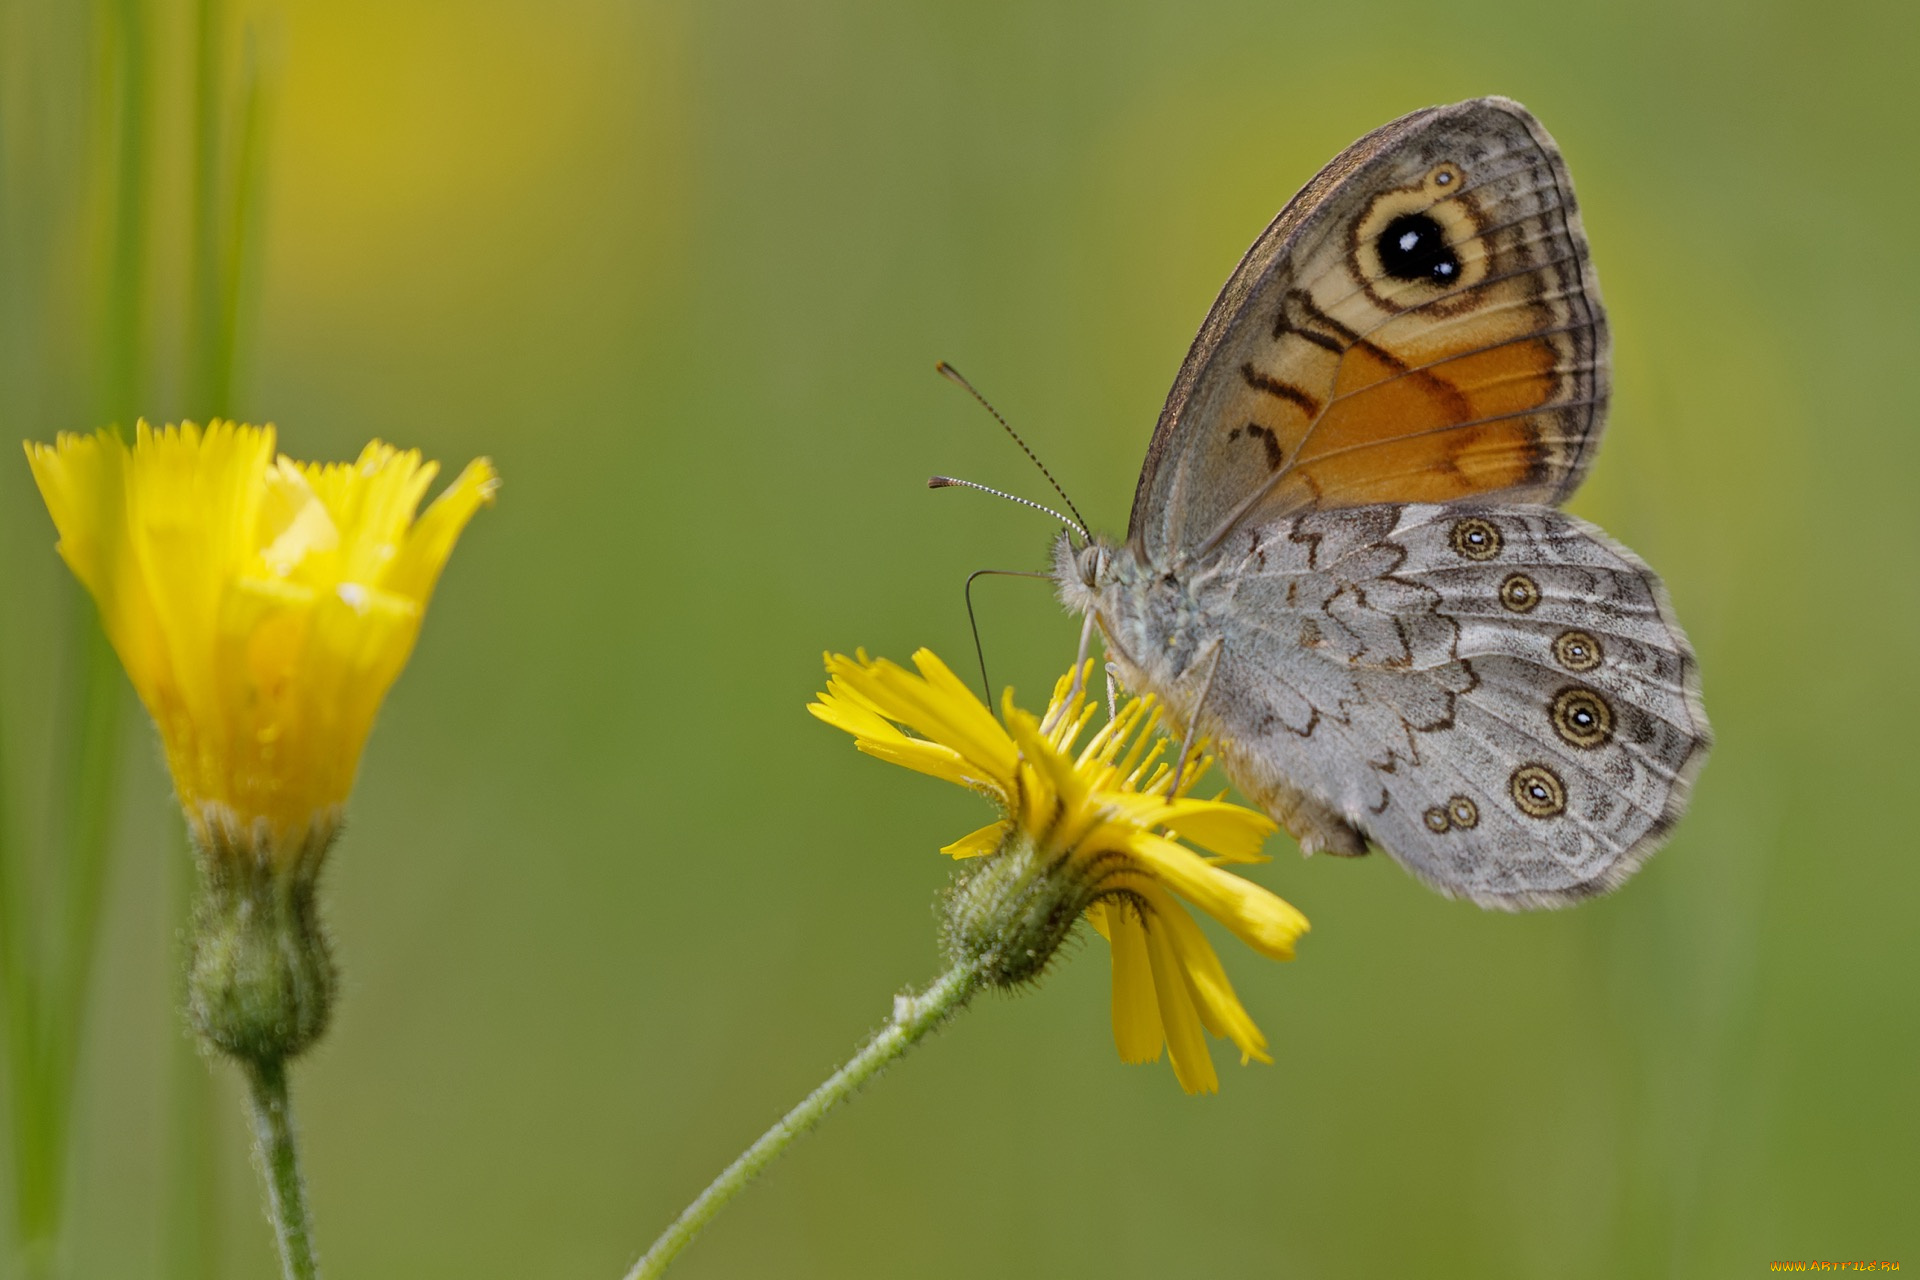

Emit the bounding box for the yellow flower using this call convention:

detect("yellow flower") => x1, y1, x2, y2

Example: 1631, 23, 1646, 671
810, 649, 1309, 1094
25, 421, 497, 867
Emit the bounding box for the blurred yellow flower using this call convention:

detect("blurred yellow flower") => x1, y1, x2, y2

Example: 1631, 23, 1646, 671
810, 649, 1309, 1094
25, 421, 497, 867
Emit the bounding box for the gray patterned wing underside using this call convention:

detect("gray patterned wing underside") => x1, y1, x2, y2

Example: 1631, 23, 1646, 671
1192, 503, 1708, 908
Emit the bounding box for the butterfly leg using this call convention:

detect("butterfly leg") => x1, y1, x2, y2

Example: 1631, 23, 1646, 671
1166, 639, 1226, 800
1046, 611, 1100, 733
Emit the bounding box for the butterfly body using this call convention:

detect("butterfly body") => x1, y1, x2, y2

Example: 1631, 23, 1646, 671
1048, 98, 1709, 908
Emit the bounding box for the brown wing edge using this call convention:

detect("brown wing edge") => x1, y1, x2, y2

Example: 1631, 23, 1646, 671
1126, 96, 1613, 550
1495, 99, 1612, 507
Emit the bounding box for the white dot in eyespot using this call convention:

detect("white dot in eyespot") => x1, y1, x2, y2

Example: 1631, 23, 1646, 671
1399, 230, 1420, 251
1437, 262, 1454, 277
1436, 170, 1453, 185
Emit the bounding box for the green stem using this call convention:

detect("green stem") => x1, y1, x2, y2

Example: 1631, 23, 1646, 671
241, 1059, 321, 1280
624, 961, 982, 1280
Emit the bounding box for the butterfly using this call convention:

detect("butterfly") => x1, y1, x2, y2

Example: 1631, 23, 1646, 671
1049, 96, 1710, 909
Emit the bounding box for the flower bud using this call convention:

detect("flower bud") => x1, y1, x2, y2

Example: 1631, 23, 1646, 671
943, 832, 1105, 989
186, 818, 337, 1065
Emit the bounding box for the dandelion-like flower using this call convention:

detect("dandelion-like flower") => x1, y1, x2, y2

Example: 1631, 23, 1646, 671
25, 420, 495, 1060
26, 420, 495, 863
810, 649, 1309, 1094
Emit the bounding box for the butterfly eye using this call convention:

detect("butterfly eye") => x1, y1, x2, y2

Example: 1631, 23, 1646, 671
1376, 212, 1460, 285
1076, 543, 1109, 586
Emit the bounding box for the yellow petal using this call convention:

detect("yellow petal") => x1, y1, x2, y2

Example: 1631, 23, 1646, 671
291, 442, 438, 586
854, 739, 990, 793
1143, 912, 1217, 1094
1103, 901, 1165, 1065
823, 651, 1018, 785
1152, 798, 1279, 863
1003, 704, 1099, 850
386, 456, 499, 601
806, 683, 903, 743
125, 422, 278, 727
258, 463, 341, 576
1138, 881, 1270, 1065
808, 685, 987, 790
941, 821, 1009, 860
1131, 832, 1310, 961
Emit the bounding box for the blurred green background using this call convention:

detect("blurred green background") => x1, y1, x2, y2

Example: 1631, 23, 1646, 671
2, 1, 1916, 1276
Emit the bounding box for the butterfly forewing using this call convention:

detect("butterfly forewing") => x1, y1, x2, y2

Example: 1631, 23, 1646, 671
1128, 97, 1609, 563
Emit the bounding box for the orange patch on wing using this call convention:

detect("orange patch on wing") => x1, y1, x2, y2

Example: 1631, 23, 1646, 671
1287, 334, 1557, 505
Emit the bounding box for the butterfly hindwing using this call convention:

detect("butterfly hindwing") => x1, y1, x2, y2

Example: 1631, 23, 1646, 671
1128, 97, 1609, 562
1151, 504, 1707, 907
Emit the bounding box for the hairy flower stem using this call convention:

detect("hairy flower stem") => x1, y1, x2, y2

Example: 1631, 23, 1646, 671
242, 1059, 320, 1280
625, 960, 983, 1280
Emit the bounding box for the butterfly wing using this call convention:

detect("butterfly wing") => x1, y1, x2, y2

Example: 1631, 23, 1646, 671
1156, 504, 1706, 908
1128, 98, 1608, 564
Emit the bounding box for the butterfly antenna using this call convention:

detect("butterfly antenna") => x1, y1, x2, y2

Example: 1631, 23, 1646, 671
961, 567, 1051, 710
928, 475, 1082, 535
936, 361, 1090, 539
966, 569, 996, 709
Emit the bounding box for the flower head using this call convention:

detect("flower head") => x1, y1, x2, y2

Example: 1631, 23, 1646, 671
25, 421, 496, 869
810, 649, 1309, 1094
